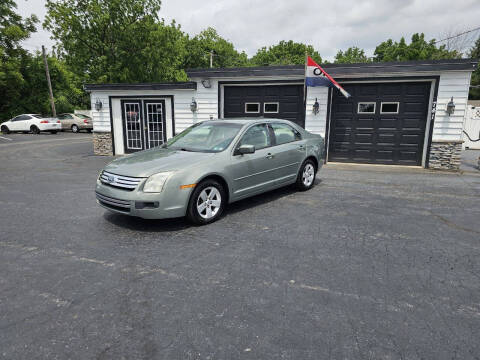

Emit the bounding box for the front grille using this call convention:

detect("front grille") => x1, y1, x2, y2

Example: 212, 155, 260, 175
100, 171, 144, 191
96, 192, 131, 213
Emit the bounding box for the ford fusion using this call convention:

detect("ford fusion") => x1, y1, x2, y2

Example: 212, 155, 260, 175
95, 118, 324, 224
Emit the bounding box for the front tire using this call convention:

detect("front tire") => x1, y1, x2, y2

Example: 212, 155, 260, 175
296, 159, 316, 191
187, 180, 226, 225
71, 124, 79, 133
30, 125, 40, 134
1, 125, 10, 134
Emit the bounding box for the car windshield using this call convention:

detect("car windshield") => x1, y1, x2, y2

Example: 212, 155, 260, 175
31, 114, 43, 119
165, 122, 243, 153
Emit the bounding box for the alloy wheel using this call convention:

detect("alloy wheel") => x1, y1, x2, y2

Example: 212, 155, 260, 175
196, 186, 222, 219
302, 163, 315, 187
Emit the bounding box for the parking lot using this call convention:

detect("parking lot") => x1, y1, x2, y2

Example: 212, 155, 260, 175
1, 132, 480, 359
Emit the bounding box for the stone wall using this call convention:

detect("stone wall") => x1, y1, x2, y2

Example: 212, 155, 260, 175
93, 132, 113, 156
428, 141, 462, 171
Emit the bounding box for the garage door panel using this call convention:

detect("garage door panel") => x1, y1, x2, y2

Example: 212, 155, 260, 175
329, 81, 430, 165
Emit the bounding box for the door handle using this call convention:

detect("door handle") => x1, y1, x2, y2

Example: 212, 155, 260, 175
299, 144, 305, 149
265, 153, 274, 159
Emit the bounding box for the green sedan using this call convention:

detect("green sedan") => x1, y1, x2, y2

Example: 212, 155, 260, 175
95, 118, 324, 224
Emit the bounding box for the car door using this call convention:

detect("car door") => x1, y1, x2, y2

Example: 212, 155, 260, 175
268, 123, 306, 184
8, 116, 21, 131
13, 115, 31, 131
228, 123, 277, 199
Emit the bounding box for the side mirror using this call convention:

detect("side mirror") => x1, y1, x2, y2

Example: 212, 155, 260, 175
236, 144, 255, 155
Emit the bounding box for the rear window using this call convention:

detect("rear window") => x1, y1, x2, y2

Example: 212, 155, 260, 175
32, 114, 43, 119
79, 114, 91, 119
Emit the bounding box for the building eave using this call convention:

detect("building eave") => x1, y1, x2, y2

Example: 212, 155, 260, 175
84, 81, 197, 92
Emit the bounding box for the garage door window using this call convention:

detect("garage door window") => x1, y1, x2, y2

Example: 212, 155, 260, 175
357, 102, 376, 114
245, 103, 260, 113
380, 102, 399, 114
264, 102, 279, 113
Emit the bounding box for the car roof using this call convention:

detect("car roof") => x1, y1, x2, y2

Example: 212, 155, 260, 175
219, 117, 293, 125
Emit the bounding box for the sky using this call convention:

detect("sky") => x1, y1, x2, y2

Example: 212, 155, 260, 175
17, 0, 480, 61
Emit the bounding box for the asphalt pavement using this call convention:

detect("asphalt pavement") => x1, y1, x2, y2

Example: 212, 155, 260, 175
1, 132, 479, 359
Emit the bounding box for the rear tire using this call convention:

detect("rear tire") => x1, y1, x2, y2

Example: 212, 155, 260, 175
1, 125, 10, 134
87, 129, 92, 133
296, 159, 316, 191
71, 124, 79, 133
30, 125, 40, 134
186, 179, 226, 225
50, 130, 57, 134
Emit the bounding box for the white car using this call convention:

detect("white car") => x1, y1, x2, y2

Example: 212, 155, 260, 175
0, 114, 62, 134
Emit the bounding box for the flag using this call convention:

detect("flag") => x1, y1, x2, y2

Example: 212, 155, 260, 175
305, 56, 351, 98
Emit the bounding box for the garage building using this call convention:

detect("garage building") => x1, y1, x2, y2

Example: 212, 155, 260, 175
85, 58, 478, 170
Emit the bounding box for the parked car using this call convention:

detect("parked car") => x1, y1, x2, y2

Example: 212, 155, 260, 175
95, 118, 324, 224
0, 114, 61, 134
57, 113, 93, 133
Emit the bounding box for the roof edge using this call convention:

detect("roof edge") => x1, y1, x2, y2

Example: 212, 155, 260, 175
84, 81, 197, 92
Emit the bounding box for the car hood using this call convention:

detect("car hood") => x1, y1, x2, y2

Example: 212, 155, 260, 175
104, 147, 216, 177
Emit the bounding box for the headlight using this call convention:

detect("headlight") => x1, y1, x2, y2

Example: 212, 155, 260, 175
143, 172, 174, 193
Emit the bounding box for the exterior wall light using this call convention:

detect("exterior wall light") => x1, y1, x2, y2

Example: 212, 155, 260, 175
446, 97, 455, 116
95, 99, 103, 111
201, 79, 211, 88
190, 98, 198, 113
312, 98, 320, 115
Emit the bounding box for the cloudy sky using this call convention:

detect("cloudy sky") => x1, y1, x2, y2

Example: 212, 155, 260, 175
17, 0, 480, 61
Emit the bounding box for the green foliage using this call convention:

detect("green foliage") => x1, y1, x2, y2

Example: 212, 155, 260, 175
250, 40, 321, 66
334, 46, 370, 64
184, 27, 248, 69
373, 33, 460, 62
0, 0, 39, 120
44, 0, 187, 83
468, 37, 480, 100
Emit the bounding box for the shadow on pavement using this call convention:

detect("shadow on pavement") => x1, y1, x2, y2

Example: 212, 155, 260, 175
103, 179, 321, 232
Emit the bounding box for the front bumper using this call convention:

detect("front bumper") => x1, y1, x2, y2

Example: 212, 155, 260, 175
95, 180, 191, 219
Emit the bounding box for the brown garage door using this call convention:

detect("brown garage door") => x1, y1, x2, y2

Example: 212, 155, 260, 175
328, 82, 431, 165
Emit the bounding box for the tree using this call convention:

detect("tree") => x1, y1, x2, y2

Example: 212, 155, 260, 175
469, 37, 480, 100
44, 0, 188, 83
250, 40, 322, 66
183, 27, 248, 69
0, 0, 38, 120
373, 33, 460, 62
334, 46, 370, 64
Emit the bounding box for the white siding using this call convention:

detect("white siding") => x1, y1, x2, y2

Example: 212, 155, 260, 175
432, 71, 472, 142
305, 87, 329, 136
90, 89, 196, 155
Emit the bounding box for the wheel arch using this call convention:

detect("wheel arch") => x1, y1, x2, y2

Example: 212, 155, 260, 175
195, 173, 231, 204
304, 155, 318, 171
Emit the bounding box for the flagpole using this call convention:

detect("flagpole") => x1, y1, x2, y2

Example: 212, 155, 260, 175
303, 50, 307, 106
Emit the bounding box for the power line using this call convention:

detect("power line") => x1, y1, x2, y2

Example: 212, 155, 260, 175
433, 26, 480, 44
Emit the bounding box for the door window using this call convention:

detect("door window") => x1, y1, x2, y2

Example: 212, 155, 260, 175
271, 123, 301, 145
245, 103, 260, 113
238, 124, 270, 150
123, 103, 142, 150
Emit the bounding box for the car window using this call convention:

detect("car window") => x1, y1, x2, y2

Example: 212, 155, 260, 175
271, 123, 301, 145
65, 114, 74, 119
166, 122, 243, 153
31, 114, 42, 119
14, 115, 30, 121
238, 124, 271, 150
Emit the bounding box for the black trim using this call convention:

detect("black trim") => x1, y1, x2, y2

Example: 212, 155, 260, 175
112, 95, 176, 154
324, 87, 332, 163
187, 59, 478, 78
108, 96, 115, 156
325, 76, 440, 167
84, 82, 197, 91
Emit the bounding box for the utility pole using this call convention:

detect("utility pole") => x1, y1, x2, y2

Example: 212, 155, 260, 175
209, 51, 213, 68
42, 45, 56, 117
